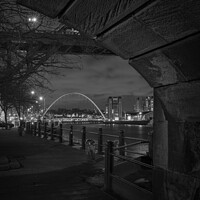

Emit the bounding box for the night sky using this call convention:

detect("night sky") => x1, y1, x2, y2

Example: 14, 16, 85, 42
45, 55, 153, 112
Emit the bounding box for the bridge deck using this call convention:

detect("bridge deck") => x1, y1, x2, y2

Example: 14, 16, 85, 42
0, 30, 114, 55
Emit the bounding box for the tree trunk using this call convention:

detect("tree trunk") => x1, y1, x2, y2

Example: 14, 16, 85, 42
4, 109, 8, 130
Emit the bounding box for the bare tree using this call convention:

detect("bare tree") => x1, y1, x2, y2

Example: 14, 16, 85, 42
0, 0, 82, 123
0, 83, 14, 127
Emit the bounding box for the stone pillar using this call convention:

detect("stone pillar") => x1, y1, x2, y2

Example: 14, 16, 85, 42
129, 51, 200, 199
155, 82, 200, 174
152, 81, 200, 200
153, 91, 168, 169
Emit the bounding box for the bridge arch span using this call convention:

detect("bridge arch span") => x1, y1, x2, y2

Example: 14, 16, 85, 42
43, 92, 106, 120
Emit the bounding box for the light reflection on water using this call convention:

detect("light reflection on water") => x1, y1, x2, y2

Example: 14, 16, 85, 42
63, 123, 152, 143
62, 123, 153, 157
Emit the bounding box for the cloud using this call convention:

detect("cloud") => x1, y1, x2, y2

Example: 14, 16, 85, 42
45, 55, 152, 110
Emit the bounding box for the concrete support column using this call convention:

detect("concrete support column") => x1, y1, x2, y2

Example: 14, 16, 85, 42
153, 90, 168, 169
153, 81, 200, 200
129, 47, 200, 199
155, 81, 200, 174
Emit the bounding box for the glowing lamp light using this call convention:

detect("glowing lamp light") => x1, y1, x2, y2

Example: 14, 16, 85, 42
32, 17, 37, 22
115, 117, 119, 121
28, 17, 37, 22
127, 116, 131, 120
39, 96, 43, 101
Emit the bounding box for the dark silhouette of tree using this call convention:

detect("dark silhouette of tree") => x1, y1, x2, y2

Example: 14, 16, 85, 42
0, 84, 13, 127
0, 0, 81, 124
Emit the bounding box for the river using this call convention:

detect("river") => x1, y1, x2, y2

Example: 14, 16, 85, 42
62, 123, 153, 157
63, 123, 152, 140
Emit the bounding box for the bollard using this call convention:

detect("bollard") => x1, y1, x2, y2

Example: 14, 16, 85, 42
29, 122, 32, 134
30, 123, 33, 135
25, 122, 29, 134
38, 121, 41, 137
41, 122, 44, 137
59, 123, 63, 143
119, 130, 125, 156
82, 126, 86, 150
44, 122, 47, 139
51, 123, 54, 140
34, 122, 37, 136
98, 128, 103, 154
28, 122, 31, 134
18, 126, 23, 136
69, 125, 73, 146
104, 141, 114, 192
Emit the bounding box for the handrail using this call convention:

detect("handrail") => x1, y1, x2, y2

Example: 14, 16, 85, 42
102, 133, 119, 138
114, 141, 148, 150
27, 121, 151, 159
61, 128, 70, 131
104, 140, 153, 195
87, 131, 99, 135
101, 133, 149, 142
113, 154, 154, 169
26, 121, 153, 197
124, 136, 149, 142
125, 150, 147, 156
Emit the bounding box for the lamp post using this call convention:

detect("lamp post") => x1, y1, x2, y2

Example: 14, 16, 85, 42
31, 90, 46, 116
39, 96, 46, 114
31, 91, 35, 95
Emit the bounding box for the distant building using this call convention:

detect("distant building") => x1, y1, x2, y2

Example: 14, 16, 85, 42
135, 97, 140, 112
145, 96, 154, 111
135, 97, 145, 112
107, 97, 122, 120
134, 96, 154, 112
150, 96, 154, 111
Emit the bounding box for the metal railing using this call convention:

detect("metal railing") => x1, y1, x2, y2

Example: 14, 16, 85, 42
25, 121, 153, 198
104, 140, 154, 199
25, 121, 151, 156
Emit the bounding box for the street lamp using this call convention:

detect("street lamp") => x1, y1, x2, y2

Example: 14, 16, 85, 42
28, 17, 38, 22
30, 91, 46, 116
39, 96, 43, 101
31, 91, 35, 95
39, 96, 46, 113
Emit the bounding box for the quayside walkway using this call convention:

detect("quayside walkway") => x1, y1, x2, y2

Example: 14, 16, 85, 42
0, 128, 117, 200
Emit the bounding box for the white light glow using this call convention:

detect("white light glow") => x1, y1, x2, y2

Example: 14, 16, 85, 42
32, 17, 37, 22
28, 17, 37, 23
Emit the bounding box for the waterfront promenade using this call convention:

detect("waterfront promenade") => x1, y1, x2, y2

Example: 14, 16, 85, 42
0, 128, 117, 200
